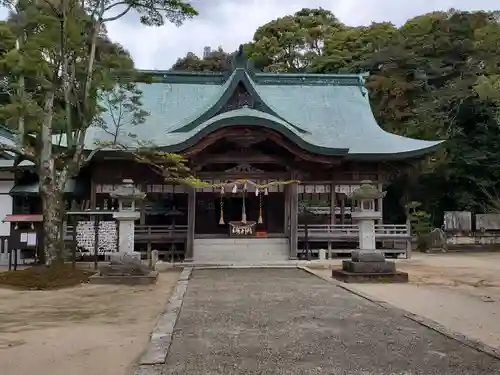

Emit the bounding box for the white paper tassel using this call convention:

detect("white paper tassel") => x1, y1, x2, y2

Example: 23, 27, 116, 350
221, 186, 225, 194
264, 187, 268, 195
232, 184, 237, 194
255, 188, 259, 196
243, 183, 247, 191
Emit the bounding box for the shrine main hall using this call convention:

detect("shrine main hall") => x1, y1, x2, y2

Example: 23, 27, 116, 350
0, 50, 442, 264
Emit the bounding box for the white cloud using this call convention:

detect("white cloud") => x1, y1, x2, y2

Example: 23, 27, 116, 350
2, 0, 499, 69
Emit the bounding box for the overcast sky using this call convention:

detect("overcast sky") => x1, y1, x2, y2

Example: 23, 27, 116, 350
0, 0, 498, 70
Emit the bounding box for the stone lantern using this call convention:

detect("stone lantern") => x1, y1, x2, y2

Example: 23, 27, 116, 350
331, 180, 408, 283
109, 179, 146, 253
351, 180, 386, 251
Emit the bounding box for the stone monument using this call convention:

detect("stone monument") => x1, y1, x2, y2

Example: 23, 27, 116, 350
331, 181, 408, 283
89, 179, 158, 285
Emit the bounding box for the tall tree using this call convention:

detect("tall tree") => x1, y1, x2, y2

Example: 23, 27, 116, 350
247, 8, 341, 72
0, 0, 197, 263
171, 47, 230, 71
371, 10, 500, 220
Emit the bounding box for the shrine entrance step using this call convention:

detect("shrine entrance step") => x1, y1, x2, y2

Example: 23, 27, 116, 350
193, 238, 289, 263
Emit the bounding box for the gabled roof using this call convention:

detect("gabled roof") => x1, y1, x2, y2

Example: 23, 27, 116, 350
78, 51, 443, 160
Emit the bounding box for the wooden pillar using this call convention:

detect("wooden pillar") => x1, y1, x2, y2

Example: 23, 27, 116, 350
139, 183, 146, 225
284, 184, 290, 235
377, 182, 383, 225
340, 195, 345, 225
330, 182, 336, 225
289, 173, 299, 259
90, 180, 96, 210
185, 186, 196, 261
329, 182, 336, 260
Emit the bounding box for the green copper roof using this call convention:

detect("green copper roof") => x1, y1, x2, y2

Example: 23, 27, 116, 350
77, 55, 443, 160
9, 179, 83, 196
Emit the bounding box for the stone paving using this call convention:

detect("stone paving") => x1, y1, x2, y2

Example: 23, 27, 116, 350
162, 269, 500, 375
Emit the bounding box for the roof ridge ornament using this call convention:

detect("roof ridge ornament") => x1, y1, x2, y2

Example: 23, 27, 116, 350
358, 73, 369, 97
230, 44, 256, 75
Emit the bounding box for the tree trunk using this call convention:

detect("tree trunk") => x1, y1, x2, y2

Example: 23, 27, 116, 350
40, 177, 64, 264
39, 91, 63, 265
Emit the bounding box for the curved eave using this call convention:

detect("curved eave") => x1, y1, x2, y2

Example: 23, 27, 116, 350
170, 69, 308, 135
345, 140, 445, 161
158, 112, 349, 157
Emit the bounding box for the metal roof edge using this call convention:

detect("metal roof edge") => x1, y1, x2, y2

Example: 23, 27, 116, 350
344, 140, 445, 161
158, 112, 349, 157
135, 69, 369, 87
137, 70, 228, 85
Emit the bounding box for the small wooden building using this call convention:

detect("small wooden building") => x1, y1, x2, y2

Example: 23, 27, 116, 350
2, 51, 442, 262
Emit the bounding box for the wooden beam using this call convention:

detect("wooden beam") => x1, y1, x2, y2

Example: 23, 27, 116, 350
196, 171, 290, 179
182, 127, 341, 164
192, 152, 288, 166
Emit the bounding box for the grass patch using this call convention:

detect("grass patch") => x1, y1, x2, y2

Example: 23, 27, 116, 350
0, 264, 94, 290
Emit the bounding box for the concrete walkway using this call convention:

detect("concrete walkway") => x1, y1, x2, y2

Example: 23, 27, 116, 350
163, 269, 500, 374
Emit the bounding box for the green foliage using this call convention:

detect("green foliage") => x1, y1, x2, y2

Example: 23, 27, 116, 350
0, 0, 198, 162
133, 148, 193, 182
0, 4, 135, 144
247, 8, 340, 72
0, 0, 198, 263
406, 202, 433, 251
408, 206, 433, 236
171, 47, 230, 72
98, 81, 149, 143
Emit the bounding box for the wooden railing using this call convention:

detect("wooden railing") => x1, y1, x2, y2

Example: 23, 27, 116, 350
134, 225, 188, 243
297, 224, 410, 239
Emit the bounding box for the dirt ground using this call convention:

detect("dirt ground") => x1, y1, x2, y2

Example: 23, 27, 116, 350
0, 271, 180, 375
312, 252, 500, 349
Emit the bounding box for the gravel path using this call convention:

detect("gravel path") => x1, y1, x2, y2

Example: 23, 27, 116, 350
311, 253, 500, 349
163, 269, 500, 375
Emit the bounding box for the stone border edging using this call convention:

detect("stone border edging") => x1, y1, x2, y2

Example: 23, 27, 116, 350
135, 267, 192, 373
299, 266, 500, 361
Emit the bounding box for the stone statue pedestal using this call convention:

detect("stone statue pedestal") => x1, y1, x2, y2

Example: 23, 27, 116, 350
331, 181, 408, 283
332, 250, 408, 283
90, 251, 158, 285
113, 211, 140, 253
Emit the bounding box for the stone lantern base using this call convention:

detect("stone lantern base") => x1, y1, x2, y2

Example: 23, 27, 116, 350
331, 250, 408, 283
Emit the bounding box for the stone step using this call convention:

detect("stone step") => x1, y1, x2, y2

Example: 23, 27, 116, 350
193, 238, 289, 263
194, 238, 288, 245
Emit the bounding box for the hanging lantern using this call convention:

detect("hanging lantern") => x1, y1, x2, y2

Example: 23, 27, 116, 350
243, 183, 247, 191
241, 190, 247, 224
219, 194, 225, 225
258, 192, 263, 224
241, 207, 247, 224
232, 184, 237, 194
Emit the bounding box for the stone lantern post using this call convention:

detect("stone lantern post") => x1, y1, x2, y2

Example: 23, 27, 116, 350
109, 179, 146, 254
351, 180, 386, 252
332, 180, 408, 283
